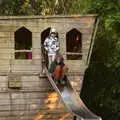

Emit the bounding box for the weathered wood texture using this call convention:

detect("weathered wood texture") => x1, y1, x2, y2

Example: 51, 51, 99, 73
0, 75, 79, 120
0, 15, 95, 73
0, 15, 96, 120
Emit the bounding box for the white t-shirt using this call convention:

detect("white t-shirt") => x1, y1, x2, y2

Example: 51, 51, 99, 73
44, 36, 60, 56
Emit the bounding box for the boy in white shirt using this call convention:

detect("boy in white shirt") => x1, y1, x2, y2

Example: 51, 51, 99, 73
44, 28, 60, 68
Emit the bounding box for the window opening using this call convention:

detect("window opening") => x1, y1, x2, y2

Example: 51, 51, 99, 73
66, 28, 82, 60
15, 27, 32, 59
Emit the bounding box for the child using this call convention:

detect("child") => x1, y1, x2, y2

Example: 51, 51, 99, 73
44, 28, 60, 68
49, 54, 68, 85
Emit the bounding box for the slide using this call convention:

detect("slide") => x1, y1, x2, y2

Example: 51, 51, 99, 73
44, 67, 102, 120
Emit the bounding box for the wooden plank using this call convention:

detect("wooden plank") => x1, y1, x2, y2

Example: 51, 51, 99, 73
0, 66, 10, 72
0, 38, 11, 43
11, 92, 49, 99
11, 66, 41, 71
0, 49, 14, 53
0, 113, 72, 120
0, 81, 8, 89
11, 60, 33, 65
11, 71, 40, 74
0, 43, 13, 48
32, 33, 41, 48
0, 32, 11, 37
0, 60, 10, 65
65, 61, 86, 72
0, 105, 10, 111
19, 87, 54, 92
32, 59, 41, 65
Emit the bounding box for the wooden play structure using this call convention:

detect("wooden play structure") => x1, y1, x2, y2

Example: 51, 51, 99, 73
0, 15, 101, 120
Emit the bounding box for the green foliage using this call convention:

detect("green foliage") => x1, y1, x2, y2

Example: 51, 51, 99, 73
69, 0, 91, 14
81, 63, 120, 120
81, 0, 120, 120
0, 0, 34, 15
19, 0, 33, 15
0, 0, 92, 15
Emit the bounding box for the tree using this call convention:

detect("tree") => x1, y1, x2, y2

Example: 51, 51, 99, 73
81, 0, 120, 120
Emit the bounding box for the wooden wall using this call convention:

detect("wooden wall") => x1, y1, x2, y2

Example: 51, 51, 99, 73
0, 15, 95, 73
0, 15, 96, 120
0, 74, 76, 120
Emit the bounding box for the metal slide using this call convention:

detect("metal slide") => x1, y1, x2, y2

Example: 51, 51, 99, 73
44, 67, 102, 120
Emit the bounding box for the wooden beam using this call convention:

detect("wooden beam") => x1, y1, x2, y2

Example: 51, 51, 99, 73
86, 18, 99, 65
